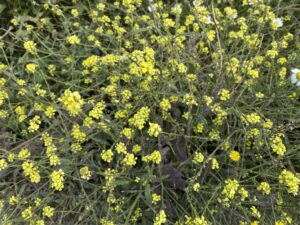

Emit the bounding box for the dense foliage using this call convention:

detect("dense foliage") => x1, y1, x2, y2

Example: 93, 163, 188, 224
1, 0, 300, 224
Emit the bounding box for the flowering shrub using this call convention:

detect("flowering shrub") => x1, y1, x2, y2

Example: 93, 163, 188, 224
0, 0, 300, 224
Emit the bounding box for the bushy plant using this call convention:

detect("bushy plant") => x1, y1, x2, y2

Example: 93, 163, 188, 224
0, 0, 300, 224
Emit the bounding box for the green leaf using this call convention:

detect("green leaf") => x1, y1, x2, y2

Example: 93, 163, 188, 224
0, 4, 6, 14
145, 183, 151, 204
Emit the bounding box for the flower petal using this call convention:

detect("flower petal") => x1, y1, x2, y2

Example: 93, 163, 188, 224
291, 68, 300, 74
291, 74, 297, 84
296, 81, 300, 87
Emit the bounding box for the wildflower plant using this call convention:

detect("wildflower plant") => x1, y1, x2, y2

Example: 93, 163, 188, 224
0, 0, 300, 224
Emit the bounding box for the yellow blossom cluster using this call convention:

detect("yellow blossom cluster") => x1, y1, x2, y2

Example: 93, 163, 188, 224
50, 169, 65, 191
22, 161, 41, 183
129, 107, 150, 130
23, 40, 37, 54
147, 123, 162, 137
59, 90, 84, 116
80, 166, 92, 180
142, 150, 161, 164
279, 169, 300, 195
1, 0, 300, 224
270, 133, 286, 156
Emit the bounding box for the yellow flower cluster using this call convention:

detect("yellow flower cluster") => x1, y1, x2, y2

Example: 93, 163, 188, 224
250, 206, 261, 219
159, 98, 171, 112
22, 161, 41, 183
89, 101, 105, 119
185, 215, 210, 225
59, 90, 84, 116
28, 115, 41, 133
121, 153, 137, 167
0, 159, 8, 171
193, 152, 205, 163
115, 142, 127, 154
101, 149, 114, 163
50, 169, 65, 191
148, 123, 162, 137
45, 105, 56, 118
194, 123, 204, 133
21, 207, 33, 220
151, 193, 161, 205
121, 127, 133, 139
23, 40, 37, 54
229, 150, 240, 162
257, 182, 271, 195
142, 150, 161, 164
82, 55, 99, 68
41, 132, 60, 166
43, 206, 54, 218
279, 169, 300, 195
71, 124, 86, 143
66, 35, 81, 45
222, 179, 239, 200
219, 89, 231, 101
270, 133, 286, 156
15, 105, 27, 122
26, 63, 37, 74
242, 113, 261, 125
80, 166, 92, 180
154, 210, 166, 225
129, 107, 150, 130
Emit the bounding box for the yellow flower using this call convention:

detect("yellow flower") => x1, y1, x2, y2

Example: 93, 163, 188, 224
239, 187, 249, 201
129, 107, 150, 130
148, 123, 162, 137
194, 123, 204, 133
121, 127, 134, 139
257, 182, 271, 195
45, 106, 56, 118
9, 195, 19, 205
10, 18, 20, 26
121, 153, 137, 167
101, 149, 114, 163
71, 124, 86, 143
71, 8, 79, 17
66, 35, 81, 45
193, 152, 205, 163
151, 193, 161, 205
192, 183, 201, 192
26, 63, 37, 74
89, 101, 105, 119
22, 161, 41, 183
242, 113, 261, 125
270, 134, 286, 156
22, 207, 33, 220
50, 169, 65, 191
210, 158, 219, 170
59, 90, 84, 117
279, 169, 300, 195
0, 159, 8, 171
154, 210, 167, 225
142, 150, 161, 164
82, 55, 99, 68
219, 89, 231, 101
24, 40, 37, 54
160, 98, 171, 112
116, 142, 127, 154
222, 179, 239, 200
28, 115, 41, 133
229, 150, 240, 162
251, 206, 261, 219
43, 206, 54, 218
80, 166, 92, 180
18, 148, 31, 159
